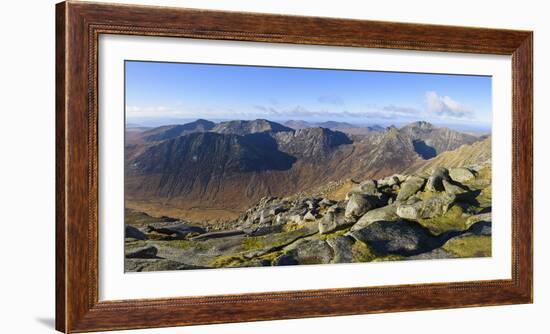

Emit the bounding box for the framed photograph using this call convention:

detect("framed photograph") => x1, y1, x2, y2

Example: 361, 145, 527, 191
56, 1, 532, 332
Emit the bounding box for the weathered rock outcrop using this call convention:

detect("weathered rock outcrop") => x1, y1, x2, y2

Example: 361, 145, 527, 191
351, 205, 399, 231
350, 220, 435, 255
396, 193, 456, 220
125, 157, 491, 270
396, 176, 425, 201
449, 167, 476, 183
319, 207, 350, 234
125, 245, 158, 259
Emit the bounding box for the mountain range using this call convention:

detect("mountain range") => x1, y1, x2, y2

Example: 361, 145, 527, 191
125, 119, 489, 222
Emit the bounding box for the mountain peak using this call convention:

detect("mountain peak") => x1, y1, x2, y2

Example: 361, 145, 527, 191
212, 119, 293, 135
404, 121, 434, 130
142, 119, 215, 142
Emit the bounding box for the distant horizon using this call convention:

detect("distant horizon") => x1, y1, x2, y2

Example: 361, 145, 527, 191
126, 117, 492, 134
126, 60, 492, 131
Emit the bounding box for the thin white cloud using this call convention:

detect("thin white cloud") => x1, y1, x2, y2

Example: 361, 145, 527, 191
318, 94, 344, 105
425, 91, 473, 119
250, 104, 421, 121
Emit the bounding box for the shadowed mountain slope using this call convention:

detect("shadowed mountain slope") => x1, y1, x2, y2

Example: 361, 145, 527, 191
125, 119, 485, 221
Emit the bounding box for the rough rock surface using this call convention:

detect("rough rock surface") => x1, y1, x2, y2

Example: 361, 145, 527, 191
396, 176, 425, 201
465, 212, 492, 228
274, 239, 333, 265
125, 245, 158, 259
442, 179, 468, 195
125, 158, 491, 270
147, 222, 205, 239
396, 193, 456, 220
349, 221, 438, 256
351, 205, 399, 231
345, 193, 377, 220
326, 236, 354, 263
449, 167, 476, 183
319, 208, 351, 234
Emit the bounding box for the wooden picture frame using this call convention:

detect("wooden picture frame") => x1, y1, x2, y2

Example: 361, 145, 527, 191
56, 1, 533, 332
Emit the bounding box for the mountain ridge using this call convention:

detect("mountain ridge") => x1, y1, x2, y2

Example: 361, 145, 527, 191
125, 119, 488, 222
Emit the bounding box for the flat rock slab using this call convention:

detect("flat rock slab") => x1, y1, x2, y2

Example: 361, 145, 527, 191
190, 230, 245, 241
124, 258, 200, 272
125, 245, 158, 259
148, 222, 206, 239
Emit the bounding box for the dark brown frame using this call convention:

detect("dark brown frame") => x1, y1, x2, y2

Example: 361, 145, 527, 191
56, 1, 533, 332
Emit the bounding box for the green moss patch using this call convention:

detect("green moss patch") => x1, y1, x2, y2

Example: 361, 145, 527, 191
241, 227, 317, 252
372, 254, 405, 262
161, 239, 208, 251
124, 240, 147, 249
417, 205, 469, 235
318, 229, 348, 241
442, 235, 491, 258
209, 254, 248, 268
351, 241, 376, 263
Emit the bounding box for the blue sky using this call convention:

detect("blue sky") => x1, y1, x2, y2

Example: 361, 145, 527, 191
125, 60, 492, 131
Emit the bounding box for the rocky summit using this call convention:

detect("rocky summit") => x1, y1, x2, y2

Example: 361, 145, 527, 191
125, 161, 492, 271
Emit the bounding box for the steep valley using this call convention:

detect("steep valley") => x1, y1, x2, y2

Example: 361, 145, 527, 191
125, 119, 484, 223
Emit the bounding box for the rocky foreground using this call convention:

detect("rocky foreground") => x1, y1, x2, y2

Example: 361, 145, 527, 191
125, 164, 491, 272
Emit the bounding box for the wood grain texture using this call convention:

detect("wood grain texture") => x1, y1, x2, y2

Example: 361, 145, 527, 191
55, 1, 533, 332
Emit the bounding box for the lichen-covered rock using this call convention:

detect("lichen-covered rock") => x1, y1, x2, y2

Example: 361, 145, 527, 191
125, 245, 158, 259
190, 230, 245, 241
124, 258, 200, 272
425, 167, 450, 192
245, 224, 284, 237
378, 175, 403, 188
147, 222, 205, 240
349, 220, 437, 256
351, 179, 378, 195
396, 193, 456, 220
441, 234, 491, 258
405, 248, 456, 260
351, 205, 399, 231
344, 193, 378, 220
326, 236, 354, 263
465, 212, 492, 228
449, 167, 476, 183
396, 176, 425, 201
273, 239, 333, 265
319, 208, 351, 234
